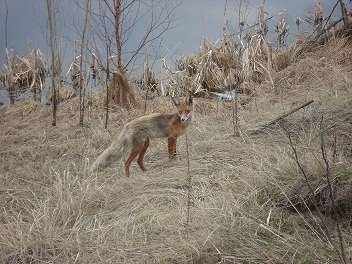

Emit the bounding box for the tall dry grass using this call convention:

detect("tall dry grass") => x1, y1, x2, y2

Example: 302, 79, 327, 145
1, 37, 352, 263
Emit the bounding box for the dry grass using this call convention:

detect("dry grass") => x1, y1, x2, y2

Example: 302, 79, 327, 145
2, 47, 46, 91
1, 37, 352, 263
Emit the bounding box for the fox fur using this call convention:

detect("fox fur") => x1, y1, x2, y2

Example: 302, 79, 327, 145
91, 94, 193, 177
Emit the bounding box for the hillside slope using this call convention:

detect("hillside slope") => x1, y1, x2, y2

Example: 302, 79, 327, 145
0, 37, 352, 263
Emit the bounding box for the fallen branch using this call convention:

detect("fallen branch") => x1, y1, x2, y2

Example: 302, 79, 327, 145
257, 100, 314, 130
310, 10, 352, 43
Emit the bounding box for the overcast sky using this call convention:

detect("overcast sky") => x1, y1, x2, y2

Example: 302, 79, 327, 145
0, 0, 345, 73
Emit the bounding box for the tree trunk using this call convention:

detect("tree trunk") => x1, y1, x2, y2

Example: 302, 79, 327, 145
79, 0, 90, 127
105, 47, 110, 129
46, 0, 57, 126
115, 0, 125, 108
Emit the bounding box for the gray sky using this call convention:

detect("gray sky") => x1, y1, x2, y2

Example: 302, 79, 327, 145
0, 0, 344, 73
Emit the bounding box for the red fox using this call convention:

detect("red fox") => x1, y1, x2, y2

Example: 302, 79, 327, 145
91, 94, 193, 177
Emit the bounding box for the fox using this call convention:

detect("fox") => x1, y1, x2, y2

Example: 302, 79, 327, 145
90, 94, 193, 177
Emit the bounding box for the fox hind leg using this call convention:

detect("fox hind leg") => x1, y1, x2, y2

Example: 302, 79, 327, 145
125, 139, 146, 177
137, 138, 149, 172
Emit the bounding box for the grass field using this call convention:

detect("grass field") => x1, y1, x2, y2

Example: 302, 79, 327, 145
1, 37, 352, 263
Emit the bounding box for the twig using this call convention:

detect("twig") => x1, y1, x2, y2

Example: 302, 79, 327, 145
105, 46, 110, 129
185, 129, 191, 238
319, 117, 347, 264
310, 10, 352, 43
287, 133, 336, 252
259, 100, 314, 129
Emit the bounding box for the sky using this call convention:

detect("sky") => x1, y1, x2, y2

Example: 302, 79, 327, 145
0, 0, 346, 74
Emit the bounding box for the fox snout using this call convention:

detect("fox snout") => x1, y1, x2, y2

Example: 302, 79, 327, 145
181, 115, 190, 122
179, 110, 192, 122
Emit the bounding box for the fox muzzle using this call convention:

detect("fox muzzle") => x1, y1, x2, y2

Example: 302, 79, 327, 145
180, 113, 192, 122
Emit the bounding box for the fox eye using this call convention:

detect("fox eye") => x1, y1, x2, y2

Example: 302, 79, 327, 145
179, 111, 182, 115
186, 110, 190, 114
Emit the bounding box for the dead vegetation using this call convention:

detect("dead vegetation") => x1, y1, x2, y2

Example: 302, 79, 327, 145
0, 34, 352, 263
46, 87, 77, 104
107, 71, 140, 108
1, 46, 46, 103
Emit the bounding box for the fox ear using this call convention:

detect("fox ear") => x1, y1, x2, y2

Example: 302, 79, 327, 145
171, 97, 180, 107
186, 93, 193, 105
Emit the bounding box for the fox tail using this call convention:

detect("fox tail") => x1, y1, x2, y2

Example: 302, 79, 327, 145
90, 128, 132, 174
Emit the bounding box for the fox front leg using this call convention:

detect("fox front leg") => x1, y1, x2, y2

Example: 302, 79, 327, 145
167, 136, 177, 161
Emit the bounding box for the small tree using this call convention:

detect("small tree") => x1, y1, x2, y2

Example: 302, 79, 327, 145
45, 0, 58, 126
89, 0, 182, 108
77, 0, 91, 127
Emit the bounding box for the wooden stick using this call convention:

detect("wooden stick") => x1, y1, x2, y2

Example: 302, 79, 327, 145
260, 100, 314, 128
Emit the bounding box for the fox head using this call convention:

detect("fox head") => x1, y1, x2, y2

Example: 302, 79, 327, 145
172, 94, 193, 122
